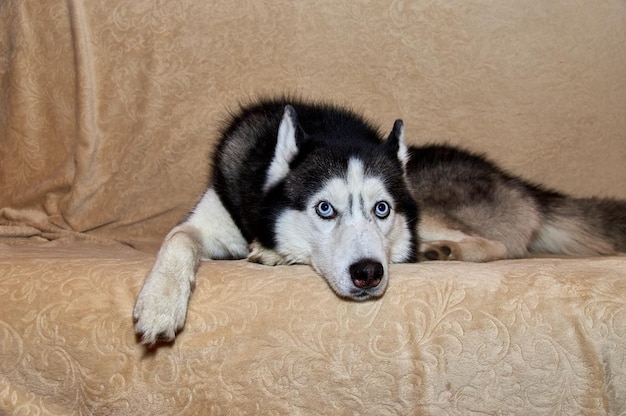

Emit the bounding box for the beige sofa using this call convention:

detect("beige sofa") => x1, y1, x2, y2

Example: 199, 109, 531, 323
1, 0, 625, 414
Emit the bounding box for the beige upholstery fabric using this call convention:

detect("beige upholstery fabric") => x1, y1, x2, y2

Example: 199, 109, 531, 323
1, 0, 625, 414
2, 244, 626, 414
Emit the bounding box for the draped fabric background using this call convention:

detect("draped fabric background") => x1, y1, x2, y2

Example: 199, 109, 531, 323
1, 0, 625, 414
1, 0, 625, 248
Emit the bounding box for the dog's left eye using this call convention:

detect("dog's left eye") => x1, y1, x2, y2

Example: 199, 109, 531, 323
315, 201, 336, 219
374, 201, 391, 219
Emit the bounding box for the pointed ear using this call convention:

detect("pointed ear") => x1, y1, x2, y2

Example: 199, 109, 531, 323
264, 105, 304, 191
385, 119, 409, 169
276, 105, 302, 149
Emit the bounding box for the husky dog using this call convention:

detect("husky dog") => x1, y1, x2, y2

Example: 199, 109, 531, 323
133, 98, 626, 345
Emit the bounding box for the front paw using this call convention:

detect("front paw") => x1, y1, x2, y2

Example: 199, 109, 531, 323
247, 241, 290, 266
133, 273, 191, 346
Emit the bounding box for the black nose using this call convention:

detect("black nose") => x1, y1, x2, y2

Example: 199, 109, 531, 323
350, 259, 384, 289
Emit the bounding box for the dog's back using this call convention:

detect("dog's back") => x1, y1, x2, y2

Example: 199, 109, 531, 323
407, 145, 626, 261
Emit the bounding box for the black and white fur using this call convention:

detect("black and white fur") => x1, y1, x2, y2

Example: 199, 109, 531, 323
134, 98, 626, 345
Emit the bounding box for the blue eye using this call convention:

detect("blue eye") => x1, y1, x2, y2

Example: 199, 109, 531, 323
315, 201, 336, 219
374, 201, 390, 219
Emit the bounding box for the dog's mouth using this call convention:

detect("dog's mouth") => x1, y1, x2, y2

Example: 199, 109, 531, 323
348, 287, 385, 301
348, 276, 387, 301
322, 272, 387, 301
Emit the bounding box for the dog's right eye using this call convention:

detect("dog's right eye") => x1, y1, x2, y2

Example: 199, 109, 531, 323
315, 201, 336, 219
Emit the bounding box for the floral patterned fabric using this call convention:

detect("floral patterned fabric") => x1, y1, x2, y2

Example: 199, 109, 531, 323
1, 244, 625, 415
1, 0, 625, 414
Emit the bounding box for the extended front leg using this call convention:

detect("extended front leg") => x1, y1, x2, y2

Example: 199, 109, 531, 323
133, 188, 248, 345
133, 227, 203, 344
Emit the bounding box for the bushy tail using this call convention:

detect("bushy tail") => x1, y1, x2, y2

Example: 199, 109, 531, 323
530, 194, 626, 256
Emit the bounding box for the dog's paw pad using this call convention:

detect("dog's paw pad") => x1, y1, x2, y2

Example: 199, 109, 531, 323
420, 241, 458, 261
423, 247, 448, 260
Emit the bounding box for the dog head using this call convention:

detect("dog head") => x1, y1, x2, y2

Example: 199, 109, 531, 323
259, 105, 418, 300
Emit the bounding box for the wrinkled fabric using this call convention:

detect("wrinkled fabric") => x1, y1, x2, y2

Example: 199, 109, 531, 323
1, 0, 624, 250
